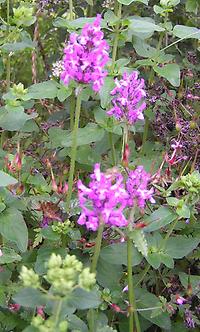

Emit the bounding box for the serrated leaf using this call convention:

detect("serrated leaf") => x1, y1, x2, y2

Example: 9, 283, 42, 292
130, 229, 148, 257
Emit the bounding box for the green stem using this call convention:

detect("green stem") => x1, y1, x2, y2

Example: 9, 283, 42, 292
6, 0, 10, 89
66, 87, 82, 213
90, 219, 104, 273
141, 117, 149, 154
69, 93, 75, 130
127, 236, 141, 332
54, 299, 62, 329
89, 219, 104, 332
111, 2, 122, 73
69, 0, 73, 20
109, 132, 116, 166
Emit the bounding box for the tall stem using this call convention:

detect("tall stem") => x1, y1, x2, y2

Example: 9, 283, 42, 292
69, 93, 75, 130
109, 132, 116, 166
54, 299, 62, 329
127, 236, 141, 332
69, 0, 73, 20
66, 88, 82, 213
89, 219, 104, 332
6, 0, 10, 89
90, 219, 104, 273
111, 2, 122, 73
141, 117, 149, 154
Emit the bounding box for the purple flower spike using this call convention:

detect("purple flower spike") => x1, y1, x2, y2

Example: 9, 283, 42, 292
126, 166, 155, 209
77, 164, 129, 231
60, 15, 109, 92
107, 71, 146, 124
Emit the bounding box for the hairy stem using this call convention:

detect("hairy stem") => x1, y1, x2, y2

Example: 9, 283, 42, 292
66, 87, 82, 213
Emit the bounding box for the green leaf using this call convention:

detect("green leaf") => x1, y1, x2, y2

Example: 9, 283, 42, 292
129, 18, 164, 34
165, 236, 200, 259
135, 288, 171, 330
75, 145, 101, 165
13, 288, 47, 308
100, 242, 142, 266
0, 247, 21, 264
99, 76, 115, 109
1, 40, 35, 52
97, 326, 117, 332
97, 257, 123, 290
153, 64, 180, 87
118, 0, 148, 5
0, 208, 28, 252
27, 80, 58, 99
0, 170, 17, 186
62, 123, 105, 147
173, 25, 200, 40
68, 288, 101, 309
186, 0, 199, 14
0, 106, 37, 131
67, 314, 88, 332
144, 207, 177, 232
179, 272, 200, 297
147, 252, 162, 269
130, 229, 148, 257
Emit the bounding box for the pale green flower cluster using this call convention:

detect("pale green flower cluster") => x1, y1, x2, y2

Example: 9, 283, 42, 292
20, 253, 96, 294
32, 315, 68, 332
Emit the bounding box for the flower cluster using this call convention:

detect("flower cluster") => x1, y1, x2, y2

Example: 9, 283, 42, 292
126, 166, 155, 208
77, 164, 129, 231
107, 71, 146, 124
61, 15, 109, 92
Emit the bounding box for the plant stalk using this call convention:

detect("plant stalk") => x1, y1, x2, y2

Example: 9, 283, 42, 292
109, 132, 116, 166
6, 0, 10, 89
69, 0, 73, 20
66, 87, 82, 213
90, 219, 104, 273
111, 2, 122, 73
89, 218, 104, 332
127, 236, 141, 332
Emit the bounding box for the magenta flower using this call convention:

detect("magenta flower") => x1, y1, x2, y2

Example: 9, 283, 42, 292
60, 15, 109, 92
107, 71, 146, 124
77, 164, 129, 231
126, 166, 155, 209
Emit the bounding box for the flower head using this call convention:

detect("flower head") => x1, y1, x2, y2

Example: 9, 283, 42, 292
77, 164, 128, 231
126, 166, 155, 209
61, 15, 109, 92
107, 71, 146, 124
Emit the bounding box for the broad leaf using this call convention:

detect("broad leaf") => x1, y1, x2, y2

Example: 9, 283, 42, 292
13, 288, 47, 308
144, 206, 177, 232
62, 123, 105, 147
68, 288, 101, 309
153, 64, 180, 87
130, 229, 148, 257
173, 25, 200, 40
165, 236, 200, 259
0, 171, 17, 187
27, 80, 58, 99
0, 208, 28, 252
100, 242, 142, 266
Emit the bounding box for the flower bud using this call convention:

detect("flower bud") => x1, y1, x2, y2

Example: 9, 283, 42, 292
78, 267, 96, 291
20, 266, 40, 288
